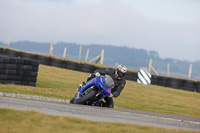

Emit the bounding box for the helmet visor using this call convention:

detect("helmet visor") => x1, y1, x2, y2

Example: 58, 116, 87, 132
117, 71, 125, 78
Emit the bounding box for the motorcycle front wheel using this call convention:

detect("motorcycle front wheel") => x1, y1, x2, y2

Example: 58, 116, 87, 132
75, 88, 97, 104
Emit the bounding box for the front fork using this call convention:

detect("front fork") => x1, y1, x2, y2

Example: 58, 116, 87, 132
87, 93, 104, 105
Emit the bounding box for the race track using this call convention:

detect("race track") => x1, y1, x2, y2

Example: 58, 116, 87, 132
0, 96, 200, 131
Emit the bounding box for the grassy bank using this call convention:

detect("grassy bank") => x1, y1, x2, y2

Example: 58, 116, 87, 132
0, 65, 200, 117
0, 108, 199, 133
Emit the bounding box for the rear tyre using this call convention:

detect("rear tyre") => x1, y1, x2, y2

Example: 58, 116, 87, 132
75, 89, 97, 104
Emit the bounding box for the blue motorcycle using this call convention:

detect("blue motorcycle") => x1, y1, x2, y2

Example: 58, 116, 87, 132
71, 75, 114, 105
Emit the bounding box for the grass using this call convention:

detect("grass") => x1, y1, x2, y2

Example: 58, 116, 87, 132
116, 82, 200, 117
0, 108, 199, 133
1, 65, 200, 117
1, 64, 200, 132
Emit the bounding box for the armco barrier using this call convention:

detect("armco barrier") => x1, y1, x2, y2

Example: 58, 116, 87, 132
0, 54, 39, 86
0, 47, 199, 93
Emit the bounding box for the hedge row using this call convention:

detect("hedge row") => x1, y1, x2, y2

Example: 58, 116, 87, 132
0, 47, 199, 93
0, 55, 39, 86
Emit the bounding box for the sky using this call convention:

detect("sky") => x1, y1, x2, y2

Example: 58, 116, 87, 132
0, 0, 200, 62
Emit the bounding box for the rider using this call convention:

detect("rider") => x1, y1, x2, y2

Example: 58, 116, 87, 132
86, 64, 127, 108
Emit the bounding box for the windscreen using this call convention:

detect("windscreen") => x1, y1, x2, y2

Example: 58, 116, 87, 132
103, 75, 115, 88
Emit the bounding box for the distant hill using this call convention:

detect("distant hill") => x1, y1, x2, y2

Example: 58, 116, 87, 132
0, 41, 199, 81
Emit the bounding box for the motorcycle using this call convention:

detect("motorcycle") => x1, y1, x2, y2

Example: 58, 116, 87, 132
71, 75, 114, 106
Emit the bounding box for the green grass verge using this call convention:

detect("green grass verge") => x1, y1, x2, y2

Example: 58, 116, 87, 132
0, 65, 200, 118
0, 108, 199, 133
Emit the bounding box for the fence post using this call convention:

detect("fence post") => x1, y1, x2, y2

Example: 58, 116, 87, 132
89, 55, 101, 63
49, 40, 53, 56
148, 58, 152, 73
88, 49, 104, 64
85, 48, 89, 62
8, 33, 12, 48
151, 66, 159, 76
167, 63, 170, 76
188, 64, 192, 79
63, 47, 67, 58
100, 49, 104, 64
79, 45, 82, 61
148, 58, 159, 75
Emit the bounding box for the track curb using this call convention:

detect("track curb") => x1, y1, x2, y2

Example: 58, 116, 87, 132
0, 92, 70, 103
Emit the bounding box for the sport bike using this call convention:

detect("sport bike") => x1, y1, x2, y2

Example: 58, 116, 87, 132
71, 75, 114, 105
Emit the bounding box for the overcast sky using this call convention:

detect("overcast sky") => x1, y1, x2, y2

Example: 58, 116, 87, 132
0, 0, 199, 62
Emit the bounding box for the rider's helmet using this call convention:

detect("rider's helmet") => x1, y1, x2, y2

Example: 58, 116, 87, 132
115, 64, 127, 79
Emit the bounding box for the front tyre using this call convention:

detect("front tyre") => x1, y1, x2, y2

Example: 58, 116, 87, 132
70, 97, 75, 104
75, 89, 97, 104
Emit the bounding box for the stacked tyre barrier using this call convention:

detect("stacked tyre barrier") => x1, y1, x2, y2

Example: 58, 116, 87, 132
0, 55, 39, 86
181, 80, 196, 92
0, 47, 199, 93
150, 75, 199, 93
157, 76, 168, 87
166, 77, 181, 89
150, 75, 158, 85
126, 71, 138, 81
196, 82, 200, 93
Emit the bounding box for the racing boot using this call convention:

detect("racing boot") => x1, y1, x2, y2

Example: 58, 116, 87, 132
93, 101, 104, 107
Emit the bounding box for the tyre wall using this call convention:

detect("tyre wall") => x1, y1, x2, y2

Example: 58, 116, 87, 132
0, 47, 199, 93
0, 54, 39, 87
150, 75, 198, 92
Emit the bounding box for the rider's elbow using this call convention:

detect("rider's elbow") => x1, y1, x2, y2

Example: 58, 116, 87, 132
112, 92, 120, 98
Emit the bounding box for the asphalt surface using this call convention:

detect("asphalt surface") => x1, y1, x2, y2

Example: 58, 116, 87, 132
0, 96, 200, 131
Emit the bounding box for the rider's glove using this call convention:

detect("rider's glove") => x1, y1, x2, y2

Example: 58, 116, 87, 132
108, 93, 113, 98
94, 72, 100, 77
